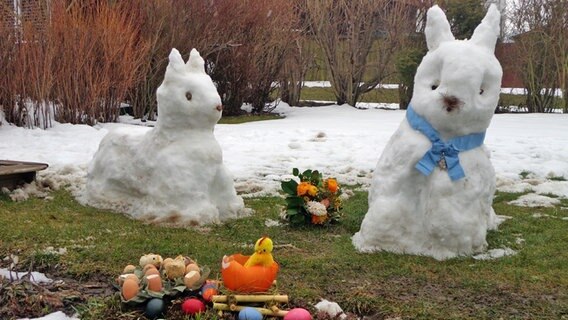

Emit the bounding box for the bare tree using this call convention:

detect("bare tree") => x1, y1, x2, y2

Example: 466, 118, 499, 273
510, 0, 566, 113
243, 0, 297, 114
548, 1, 568, 113
206, 0, 297, 115
300, 0, 415, 107
279, 0, 317, 107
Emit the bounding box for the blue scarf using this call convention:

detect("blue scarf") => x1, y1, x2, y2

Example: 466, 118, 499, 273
406, 106, 486, 181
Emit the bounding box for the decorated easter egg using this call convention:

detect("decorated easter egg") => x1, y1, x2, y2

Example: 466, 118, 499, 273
123, 264, 136, 274
144, 298, 164, 319
185, 263, 200, 273
181, 298, 206, 314
184, 270, 201, 288
239, 307, 263, 320
284, 308, 312, 320
146, 274, 163, 292
200, 280, 218, 302
121, 278, 139, 300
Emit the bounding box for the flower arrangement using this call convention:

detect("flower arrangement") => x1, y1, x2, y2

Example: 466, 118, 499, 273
281, 168, 342, 225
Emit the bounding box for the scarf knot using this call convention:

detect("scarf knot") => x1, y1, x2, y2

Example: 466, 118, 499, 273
406, 106, 486, 181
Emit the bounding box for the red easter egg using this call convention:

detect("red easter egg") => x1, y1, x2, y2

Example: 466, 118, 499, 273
181, 298, 206, 315
284, 308, 312, 320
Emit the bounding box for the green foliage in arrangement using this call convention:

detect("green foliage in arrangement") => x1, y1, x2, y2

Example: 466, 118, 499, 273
281, 168, 342, 226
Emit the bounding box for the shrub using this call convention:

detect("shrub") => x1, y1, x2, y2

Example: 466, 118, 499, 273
0, 0, 149, 127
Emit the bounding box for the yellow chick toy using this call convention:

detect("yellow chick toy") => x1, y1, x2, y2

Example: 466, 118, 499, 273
244, 236, 274, 267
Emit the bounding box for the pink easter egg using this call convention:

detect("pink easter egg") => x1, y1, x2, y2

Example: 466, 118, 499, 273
284, 308, 312, 320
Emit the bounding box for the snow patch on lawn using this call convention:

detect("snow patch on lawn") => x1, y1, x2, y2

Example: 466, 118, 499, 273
473, 248, 517, 260
18, 311, 79, 320
508, 194, 561, 207
0, 268, 53, 284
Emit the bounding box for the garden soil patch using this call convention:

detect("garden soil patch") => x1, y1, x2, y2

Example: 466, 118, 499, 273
0, 270, 113, 319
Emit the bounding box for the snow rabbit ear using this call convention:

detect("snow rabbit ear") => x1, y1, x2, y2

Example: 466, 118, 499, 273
166, 48, 186, 75
470, 4, 501, 51
425, 5, 455, 51
186, 48, 206, 74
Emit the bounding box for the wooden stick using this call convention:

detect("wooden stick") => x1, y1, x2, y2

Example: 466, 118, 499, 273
212, 294, 289, 303
213, 303, 289, 317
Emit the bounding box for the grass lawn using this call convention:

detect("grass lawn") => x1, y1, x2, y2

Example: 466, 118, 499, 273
300, 87, 562, 112
219, 114, 283, 124
1, 187, 567, 319
1, 97, 566, 319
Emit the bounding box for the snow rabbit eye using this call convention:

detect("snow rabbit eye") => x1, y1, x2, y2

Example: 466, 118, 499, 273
431, 85, 438, 90
185, 91, 192, 101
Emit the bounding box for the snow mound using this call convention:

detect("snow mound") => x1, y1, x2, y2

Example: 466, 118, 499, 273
508, 194, 561, 208
82, 49, 246, 225
315, 299, 346, 319
473, 247, 517, 260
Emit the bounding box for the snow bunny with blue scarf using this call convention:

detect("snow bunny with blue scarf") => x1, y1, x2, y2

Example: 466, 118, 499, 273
353, 5, 503, 260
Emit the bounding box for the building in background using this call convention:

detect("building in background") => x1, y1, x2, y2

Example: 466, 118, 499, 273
1, 0, 49, 37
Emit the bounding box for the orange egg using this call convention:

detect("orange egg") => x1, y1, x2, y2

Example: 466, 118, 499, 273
143, 264, 157, 274
185, 263, 200, 274
122, 264, 137, 274
145, 267, 160, 276
146, 274, 163, 292
125, 273, 139, 282
184, 270, 201, 289
118, 273, 139, 285
122, 278, 139, 300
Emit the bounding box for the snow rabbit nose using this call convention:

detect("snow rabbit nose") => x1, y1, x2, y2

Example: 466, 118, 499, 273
442, 94, 462, 112
216, 105, 223, 112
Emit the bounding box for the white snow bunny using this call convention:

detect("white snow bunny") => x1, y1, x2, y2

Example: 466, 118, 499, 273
84, 48, 246, 225
353, 5, 503, 260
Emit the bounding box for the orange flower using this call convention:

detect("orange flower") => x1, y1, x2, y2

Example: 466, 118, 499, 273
311, 214, 328, 225
307, 185, 318, 197
327, 178, 338, 193
297, 182, 312, 196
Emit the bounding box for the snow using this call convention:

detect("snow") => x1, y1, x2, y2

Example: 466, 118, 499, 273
472, 247, 517, 260
315, 299, 346, 319
1, 104, 566, 204
1, 264, 77, 320
508, 194, 561, 207
303, 81, 399, 90
353, 5, 509, 260
0, 11, 566, 260
18, 311, 79, 320
303, 81, 564, 97
0, 268, 53, 284
264, 219, 283, 227
81, 49, 246, 225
